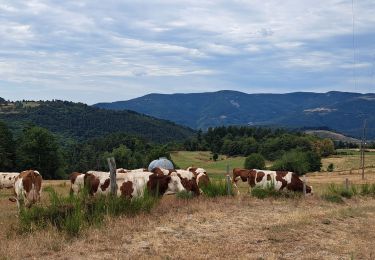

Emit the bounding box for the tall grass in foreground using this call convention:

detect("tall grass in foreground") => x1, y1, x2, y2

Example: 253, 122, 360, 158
250, 184, 302, 199
19, 187, 158, 236
322, 183, 375, 203
201, 180, 234, 197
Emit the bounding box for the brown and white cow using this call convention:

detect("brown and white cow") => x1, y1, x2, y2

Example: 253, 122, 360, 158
149, 168, 200, 196
174, 169, 201, 195
187, 167, 210, 187
69, 172, 85, 195
233, 168, 312, 194
117, 170, 186, 198
74, 170, 186, 198
9, 170, 42, 209
0, 172, 20, 189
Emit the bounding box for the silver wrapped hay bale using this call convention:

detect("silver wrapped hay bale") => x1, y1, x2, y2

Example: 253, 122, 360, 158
148, 157, 174, 171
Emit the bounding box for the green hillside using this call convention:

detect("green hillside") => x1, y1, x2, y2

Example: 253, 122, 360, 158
94, 90, 375, 139
0, 99, 195, 143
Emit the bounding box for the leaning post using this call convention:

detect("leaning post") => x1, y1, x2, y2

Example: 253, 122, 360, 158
303, 175, 307, 196
107, 157, 117, 196
226, 164, 231, 195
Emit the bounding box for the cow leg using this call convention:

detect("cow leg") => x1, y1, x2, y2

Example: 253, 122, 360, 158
234, 182, 241, 195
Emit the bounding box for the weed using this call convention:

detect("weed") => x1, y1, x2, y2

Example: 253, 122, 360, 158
250, 184, 302, 199
201, 180, 234, 197
321, 194, 344, 203
18, 187, 158, 237
176, 190, 195, 200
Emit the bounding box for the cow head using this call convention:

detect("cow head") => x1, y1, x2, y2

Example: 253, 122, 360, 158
306, 185, 313, 195
166, 172, 185, 194
178, 174, 200, 196
84, 173, 100, 196
148, 172, 172, 196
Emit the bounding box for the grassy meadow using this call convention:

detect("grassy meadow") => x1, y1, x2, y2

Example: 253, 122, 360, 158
0, 149, 375, 259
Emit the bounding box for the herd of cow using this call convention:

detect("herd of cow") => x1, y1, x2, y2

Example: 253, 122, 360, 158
0, 167, 312, 210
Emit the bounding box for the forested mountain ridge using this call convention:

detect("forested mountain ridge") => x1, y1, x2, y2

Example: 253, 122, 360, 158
0, 99, 195, 143
94, 90, 375, 139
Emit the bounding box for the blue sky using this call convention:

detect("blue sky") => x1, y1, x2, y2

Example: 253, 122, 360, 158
0, 0, 374, 104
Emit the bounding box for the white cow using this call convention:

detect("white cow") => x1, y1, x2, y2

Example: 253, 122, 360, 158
9, 170, 42, 209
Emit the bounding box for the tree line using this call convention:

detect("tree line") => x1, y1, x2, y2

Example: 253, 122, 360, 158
0, 121, 171, 179
182, 126, 338, 175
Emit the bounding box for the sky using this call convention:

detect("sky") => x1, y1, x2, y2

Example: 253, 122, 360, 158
0, 0, 374, 104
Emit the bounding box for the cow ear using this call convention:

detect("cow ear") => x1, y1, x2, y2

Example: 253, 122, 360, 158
166, 176, 171, 182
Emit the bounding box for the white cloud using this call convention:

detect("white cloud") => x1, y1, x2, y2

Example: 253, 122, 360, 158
0, 0, 374, 103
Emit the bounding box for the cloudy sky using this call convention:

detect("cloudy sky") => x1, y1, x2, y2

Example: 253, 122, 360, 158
0, 0, 374, 104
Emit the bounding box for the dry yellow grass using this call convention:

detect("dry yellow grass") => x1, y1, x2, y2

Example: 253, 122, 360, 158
0, 194, 374, 259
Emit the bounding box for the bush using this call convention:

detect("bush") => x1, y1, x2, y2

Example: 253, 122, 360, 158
270, 149, 321, 175
201, 180, 234, 197
19, 187, 158, 236
244, 153, 265, 170
327, 163, 334, 172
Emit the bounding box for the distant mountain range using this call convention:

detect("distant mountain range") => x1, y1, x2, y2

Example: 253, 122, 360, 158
0, 100, 194, 143
94, 90, 375, 139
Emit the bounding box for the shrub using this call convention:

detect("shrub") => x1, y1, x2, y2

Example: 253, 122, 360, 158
213, 153, 218, 161
201, 180, 234, 197
244, 153, 265, 170
270, 149, 321, 175
327, 163, 334, 172
19, 187, 158, 236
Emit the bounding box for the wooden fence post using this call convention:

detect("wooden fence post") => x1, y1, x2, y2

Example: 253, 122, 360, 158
107, 157, 117, 196
303, 175, 306, 196
226, 164, 231, 195
345, 178, 349, 190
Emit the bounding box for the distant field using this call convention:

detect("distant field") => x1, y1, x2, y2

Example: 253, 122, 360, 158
321, 149, 375, 172
172, 150, 375, 175
171, 151, 246, 178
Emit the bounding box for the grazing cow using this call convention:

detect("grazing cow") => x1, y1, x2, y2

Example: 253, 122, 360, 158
175, 169, 201, 195
9, 170, 42, 209
69, 172, 85, 195
232, 168, 252, 186
187, 167, 210, 187
81, 170, 186, 198
233, 168, 312, 194
0, 172, 19, 189
150, 168, 200, 195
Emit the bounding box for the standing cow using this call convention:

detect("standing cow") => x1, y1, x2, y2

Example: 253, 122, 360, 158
232, 168, 312, 194
9, 170, 43, 209
0, 172, 20, 189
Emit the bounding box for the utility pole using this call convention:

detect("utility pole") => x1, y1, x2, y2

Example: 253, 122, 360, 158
360, 119, 367, 180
